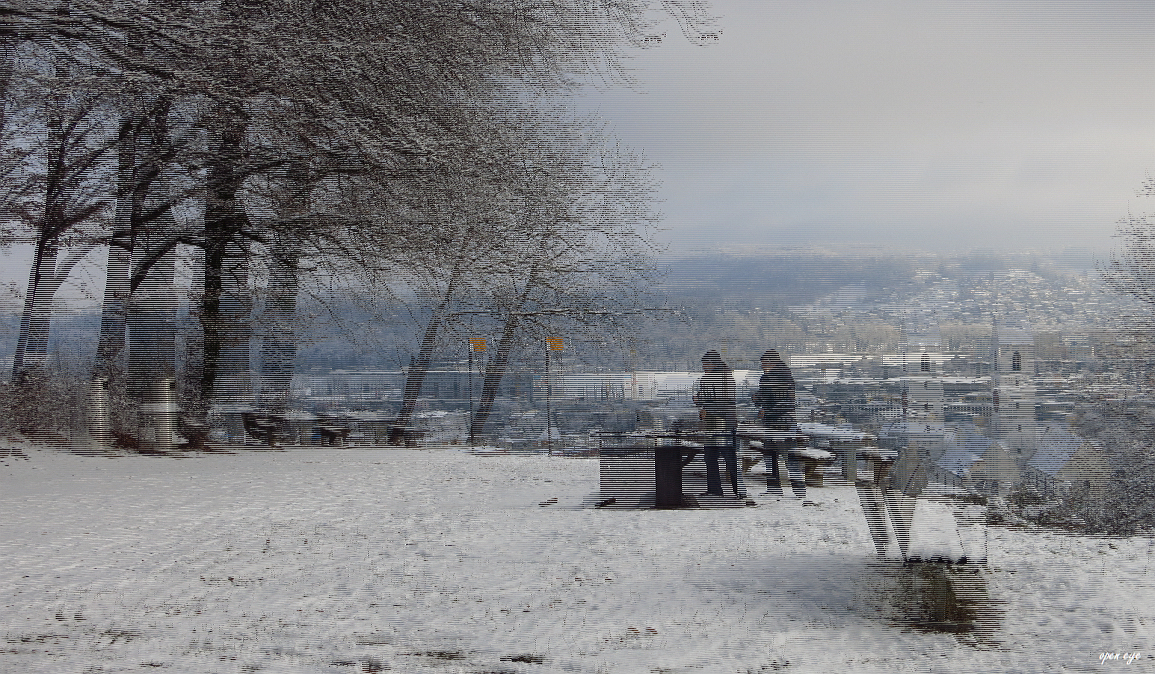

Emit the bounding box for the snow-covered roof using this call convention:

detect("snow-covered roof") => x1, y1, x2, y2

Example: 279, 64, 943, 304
878, 421, 945, 438
1028, 423, 1099, 477
941, 427, 993, 456
936, 449, 983, 476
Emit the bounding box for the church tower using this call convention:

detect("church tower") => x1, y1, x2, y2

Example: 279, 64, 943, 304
906, 317, 944, 422
900, 309, 945, 461
992, 316, 1037, 462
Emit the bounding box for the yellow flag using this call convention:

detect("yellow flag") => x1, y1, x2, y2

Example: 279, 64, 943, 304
547, 337, 564, 352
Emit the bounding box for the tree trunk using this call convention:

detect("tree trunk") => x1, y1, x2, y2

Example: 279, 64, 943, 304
258, 233, 299, 414
94, 115, 135, 380
200, 103, 250, 405
127, 99, 177, 401
11, 240, 59, 382
12, 58, 69, 383
0, 37, 14, 139
468, 308, 519, 440
469, 268, 537, 439
390, 266, 461, 444
257, 162, 308, 414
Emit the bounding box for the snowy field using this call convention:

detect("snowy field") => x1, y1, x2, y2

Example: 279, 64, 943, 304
1, 442, 1153, 674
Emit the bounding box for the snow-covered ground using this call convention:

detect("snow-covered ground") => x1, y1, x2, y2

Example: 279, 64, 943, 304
1, 442, 1153, 673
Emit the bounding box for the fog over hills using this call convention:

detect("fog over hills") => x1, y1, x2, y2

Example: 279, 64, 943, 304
2, 249, 1141, 377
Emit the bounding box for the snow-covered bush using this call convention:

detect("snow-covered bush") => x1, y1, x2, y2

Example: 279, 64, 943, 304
0, 364, 88, 444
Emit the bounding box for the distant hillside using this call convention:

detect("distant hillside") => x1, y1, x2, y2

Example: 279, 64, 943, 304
0, 250, 1111, 376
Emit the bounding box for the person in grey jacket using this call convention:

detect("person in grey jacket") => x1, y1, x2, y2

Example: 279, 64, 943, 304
752, 349, 805, 498
694, 350, 742, 498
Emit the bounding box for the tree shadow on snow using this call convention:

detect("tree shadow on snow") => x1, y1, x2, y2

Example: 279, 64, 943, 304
699, 553, 1005, 647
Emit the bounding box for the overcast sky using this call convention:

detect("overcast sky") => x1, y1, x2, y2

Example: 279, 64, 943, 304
5, 1, 1154, 308
576, 0, 1155, 259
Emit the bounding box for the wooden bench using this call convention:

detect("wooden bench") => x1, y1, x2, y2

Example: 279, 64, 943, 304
241, 412, 287, 447
788, 446, 836, 487
316, 423, 350, 446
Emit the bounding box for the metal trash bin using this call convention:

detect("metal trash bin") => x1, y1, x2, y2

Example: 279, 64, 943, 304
654, 445, 685, 508
139, 377, 176, 452
598, 445, 687, 509
599, 446, 655, 508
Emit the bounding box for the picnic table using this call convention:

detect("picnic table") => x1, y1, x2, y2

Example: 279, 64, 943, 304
597, 429, 829, 508
737, 425, 837, 487
597, 426, 860, 508
738, 422, 878, 483
317, 423, 351, 446
595, 431, 712, 508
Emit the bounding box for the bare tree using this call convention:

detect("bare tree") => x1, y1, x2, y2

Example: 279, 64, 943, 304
1102, 177, 1155, 309
9, 52, 114, 382
0, 0, 716, 446
458, 119, 663, 439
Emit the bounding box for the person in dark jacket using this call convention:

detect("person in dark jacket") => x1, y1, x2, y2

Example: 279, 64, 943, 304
752, 349, 805, 498
694, 350, 742, 498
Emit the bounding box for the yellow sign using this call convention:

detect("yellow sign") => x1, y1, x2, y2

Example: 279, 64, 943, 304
547, 337, 564, 352
468, 337, 487, 352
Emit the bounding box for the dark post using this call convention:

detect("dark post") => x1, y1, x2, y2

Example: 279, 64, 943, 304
545, 344, 552, 456
467, 339, 475, 447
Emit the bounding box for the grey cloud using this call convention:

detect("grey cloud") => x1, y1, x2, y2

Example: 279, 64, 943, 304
576, 0, 1155, 253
